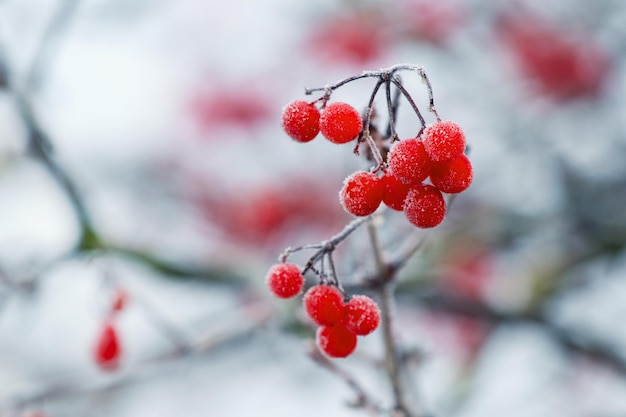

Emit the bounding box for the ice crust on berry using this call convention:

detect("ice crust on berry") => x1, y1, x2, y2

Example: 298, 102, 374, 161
339, 171, 383, 216
266, 262, 305, 298
281, 100, 320, 143
304, 285, 345, 326
344, 295, 380, 335
319, 102, 363, 144
317, 324, 358, 358
430, 154, 473, 194
422, 120, 466, 162
387, 138, 432, 185
403, 184, 446, 228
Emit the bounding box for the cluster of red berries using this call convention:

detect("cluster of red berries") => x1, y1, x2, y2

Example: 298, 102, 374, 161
367, 120, 472, 228
266, 262, 380, 358
348, 123, 472, 227
282, 99, 473, 228
94, 288, 128, 371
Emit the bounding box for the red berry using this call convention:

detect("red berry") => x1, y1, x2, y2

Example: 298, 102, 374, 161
387, 138, 432, 185
430, 154, 473, 194
421, 120, 466, 162
339, 171, 383, 216
343, 295, 380, 335
381, 172, 411, 211
266, 262, 305, 298
95, 322, 121, 371
303, 285, 345, 326
281, 100, 320, 143
319, 102, 362, 144
111, 288, 128, 314
316, 324, 358, 358
403, 184, 446, 228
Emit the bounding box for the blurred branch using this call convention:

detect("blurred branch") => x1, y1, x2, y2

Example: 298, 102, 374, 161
307, 343, 383, 416
6, 302, 274, 411
367, 219, 416, 417
25, 0, 82, 91
412, 291, 626, 374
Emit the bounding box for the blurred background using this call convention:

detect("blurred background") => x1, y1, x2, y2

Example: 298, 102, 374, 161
1, 0, 626, 416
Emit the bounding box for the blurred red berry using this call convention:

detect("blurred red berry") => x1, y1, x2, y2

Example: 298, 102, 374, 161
94, 322, 121, 371
281, 100, 320, 143
400, 0, 465, 45
111, 288, 128, 314
307, 11, 386, 65
339, 171, 383, 216
343, 295, 380, 336
381, 172, 412, 211
304, 285, 345, 326
266, 262, 305, 298
195, 177, 347, 250
404, 184, 446, 228
190, 86, 272, 130
430, 154, 473, 194
497, 11, 612, 101
422, 120, 466, 163
317, 324, 358, 358
320, 102, 363, 144
387, 138, 432, 185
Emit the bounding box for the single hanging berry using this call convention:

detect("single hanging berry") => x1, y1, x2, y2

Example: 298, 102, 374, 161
303, 284, 345, 326
339, 171, 383, 216
319, 102, 363, 144
266, 262, 305, 298
281, 100, 321, 143
317, 324, 358, 358
403, 184, 446, 228
421, 120, 466, 162
94, 321, 121, 371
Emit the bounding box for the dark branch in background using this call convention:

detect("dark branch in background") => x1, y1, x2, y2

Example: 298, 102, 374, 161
308, 344, 383, 417
411, 290, 626, 375
5, 302, 273, 412
25, 0, 82, 91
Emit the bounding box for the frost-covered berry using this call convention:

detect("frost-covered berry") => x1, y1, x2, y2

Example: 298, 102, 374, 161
319, 102, 362, 144
304, 284, 345, 326
387, 138, 432, 185
281, 100, 320, 143
266, 262, 305, 298
95, 321, 121, 371
317, 324, 358, 358
430, 154, 473, 194
381, 172, 411, 211
403, 184, 446, 228
422, 120, 466, 162
340, 171, 383, 216
343, 295, 380, 336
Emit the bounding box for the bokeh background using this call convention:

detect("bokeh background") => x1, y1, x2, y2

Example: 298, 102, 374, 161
1, 0, 626, 416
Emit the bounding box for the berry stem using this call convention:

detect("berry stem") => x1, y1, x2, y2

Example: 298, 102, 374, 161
385, 75, 402, 141
307, 343, 383, 416
384, 77, 399, 143
363, 79, 386, 169
304, 72, 378, 96
280, 216, 371, 287
390, 77, 427, 133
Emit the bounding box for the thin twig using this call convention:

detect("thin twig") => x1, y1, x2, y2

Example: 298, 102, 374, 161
367, 220, 415, 416
307, 344, 383, 416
